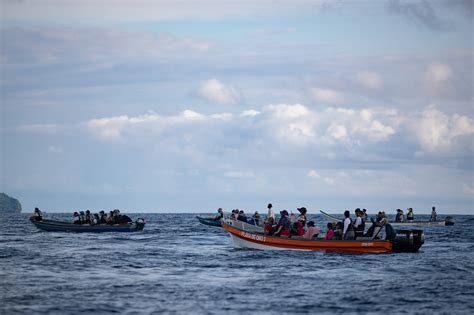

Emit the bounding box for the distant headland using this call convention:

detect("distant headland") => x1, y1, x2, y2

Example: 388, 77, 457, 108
0, 193, 22, 213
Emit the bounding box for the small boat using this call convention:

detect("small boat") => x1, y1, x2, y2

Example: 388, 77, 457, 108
222, 219, 424, 254
196, 216, 222, 227
320, 210, 454, 226
29, 217, 145, 232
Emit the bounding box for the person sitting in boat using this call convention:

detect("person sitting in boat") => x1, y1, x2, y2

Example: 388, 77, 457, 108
98, 211, 107, 224
289, 211, 296, 224
430, 206, 437, 222
85, 210, 92, 224
342, 210, 355, 240
325, 223, 334, 240
406, 208, 414, 222
89, 213, 98, 225
32, 207, 43, 221
106, 211, 115, 225
264, 217, 275, 235
117, 213, 132, 224
230, 209, 239, 220
291, 220, 305, 237
332, 222, 343, 240
250, 211, 261, 225
353, 209, 365, 239
297, 207, 307, 226
303, 221, 320, 239
72, 212, 80, 224
79, 211, 86, 224
363, 209, 368, 221
274, 210, 291, 237
212, 208, 224, 221
395, 209, 404, 222
237, 210, 248, 223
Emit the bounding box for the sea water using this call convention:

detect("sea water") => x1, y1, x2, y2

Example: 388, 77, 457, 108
1, 213, 473, 314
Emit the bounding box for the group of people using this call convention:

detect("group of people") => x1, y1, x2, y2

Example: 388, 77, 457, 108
263, 205, 320, 240
72, 209, 132, 225
395, 206, 437, 222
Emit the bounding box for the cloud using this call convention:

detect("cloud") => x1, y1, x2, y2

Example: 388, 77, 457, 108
311, 88, 345, 104
412, 106, 474, 155
197, 79, 240, 105
307, 169, 321, 178
425, 62, 453, 83
388, 0, 454, 31
86, 109, 232, 141
355, 71, 383, 90
240, 109, 260, 117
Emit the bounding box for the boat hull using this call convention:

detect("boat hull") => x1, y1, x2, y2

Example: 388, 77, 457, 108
196, 216, 222, 227
30, 218, 145, 232
320, 210, 451, 226
222, 221, 392, 254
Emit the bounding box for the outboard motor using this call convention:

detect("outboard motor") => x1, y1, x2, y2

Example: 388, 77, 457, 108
392, 229, 424, 252
445, 216, 455, 226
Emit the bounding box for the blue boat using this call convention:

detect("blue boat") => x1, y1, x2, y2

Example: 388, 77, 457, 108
196, 216, 222, 227
29, 217, 145, 232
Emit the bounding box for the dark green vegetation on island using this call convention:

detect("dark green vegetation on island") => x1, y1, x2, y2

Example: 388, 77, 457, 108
0, 193, 22, 213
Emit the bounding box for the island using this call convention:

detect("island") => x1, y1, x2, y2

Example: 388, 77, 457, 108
0, 193, 22, 213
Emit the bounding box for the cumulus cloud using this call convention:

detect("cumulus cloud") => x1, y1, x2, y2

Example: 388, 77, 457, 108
311, 88, 345, 104
307, 169, 321, 178
198, 79, 240, 105
412, 106, 474, 155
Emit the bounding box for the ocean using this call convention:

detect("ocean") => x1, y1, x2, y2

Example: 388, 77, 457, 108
1, 212, 473, 314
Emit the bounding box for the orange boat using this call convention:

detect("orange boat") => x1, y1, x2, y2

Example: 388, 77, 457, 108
222, 219, 396, 254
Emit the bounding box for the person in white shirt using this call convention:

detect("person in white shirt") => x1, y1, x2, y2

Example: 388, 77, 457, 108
267, 203, 275, 221
342, 210, 355, 240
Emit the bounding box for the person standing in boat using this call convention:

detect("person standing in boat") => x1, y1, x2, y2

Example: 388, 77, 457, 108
407, 208, 414, 222
297, 207, 308, 226
342, 210, 355, 240
353, 209, 365, 239
430, 206, 437, 221
266, 203, 275, 221
32, 207, 43, 221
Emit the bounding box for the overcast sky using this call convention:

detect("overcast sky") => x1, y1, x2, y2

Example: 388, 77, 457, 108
1, 0, 473, 214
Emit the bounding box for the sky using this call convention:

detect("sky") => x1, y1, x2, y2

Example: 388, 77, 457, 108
1, 0, 473, 214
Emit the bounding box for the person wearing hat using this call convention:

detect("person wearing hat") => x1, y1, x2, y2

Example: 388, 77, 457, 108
274, 210, 291, 237
297, 207, 308, 226
407, 208, 414, 222
303, 220, 320, 239
266, 203, 275, 221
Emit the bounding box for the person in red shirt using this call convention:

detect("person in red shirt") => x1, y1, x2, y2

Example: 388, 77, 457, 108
325, 222, 335, 240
